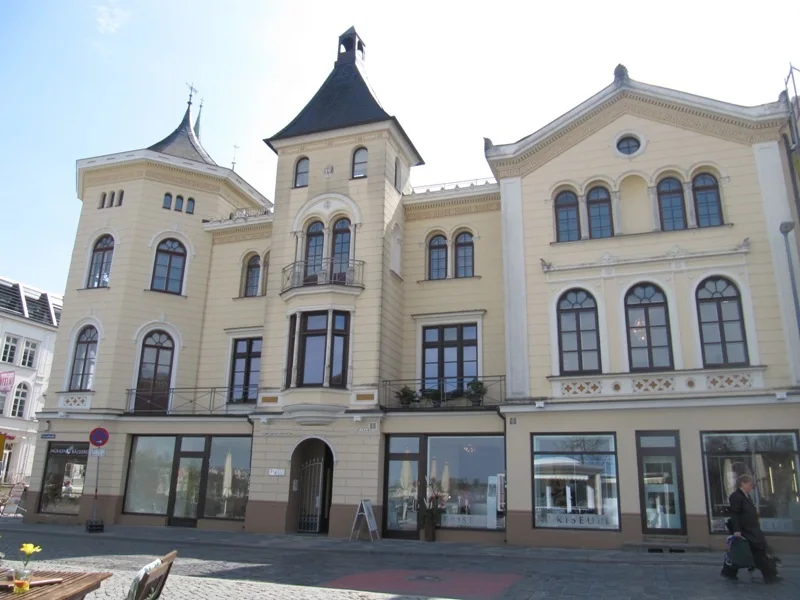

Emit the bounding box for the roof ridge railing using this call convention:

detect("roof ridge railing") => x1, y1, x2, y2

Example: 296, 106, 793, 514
408, 177, 498, 195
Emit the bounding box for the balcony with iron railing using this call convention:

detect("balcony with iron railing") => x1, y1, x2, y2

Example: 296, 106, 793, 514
380, 376, 506, 411
281, 258, 365, 294
125, 387, 260, 416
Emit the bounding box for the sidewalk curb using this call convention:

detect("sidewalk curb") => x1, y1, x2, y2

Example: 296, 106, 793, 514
0, 522, 797, 569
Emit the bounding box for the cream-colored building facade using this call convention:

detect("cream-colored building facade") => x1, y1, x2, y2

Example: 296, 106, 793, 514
26, 29, 800, 551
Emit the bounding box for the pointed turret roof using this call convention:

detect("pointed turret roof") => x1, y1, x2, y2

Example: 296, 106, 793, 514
266, 27, 423, 165
194, 100, 203, 140
148, 101, 216, 165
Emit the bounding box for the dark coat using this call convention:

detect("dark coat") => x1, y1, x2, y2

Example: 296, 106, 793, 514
728, 488, 765, 546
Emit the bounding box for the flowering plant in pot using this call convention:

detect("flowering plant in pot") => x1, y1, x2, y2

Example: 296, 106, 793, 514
466, 379, 487, 407
14, 544, 41, 593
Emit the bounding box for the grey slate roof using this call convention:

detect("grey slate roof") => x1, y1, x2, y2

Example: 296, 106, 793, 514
265, 29, 423, 165
148, 103, 216, 165
0, 279, 60, 328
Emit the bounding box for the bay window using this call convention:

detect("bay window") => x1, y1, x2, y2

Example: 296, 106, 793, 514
287, 310, 352, 388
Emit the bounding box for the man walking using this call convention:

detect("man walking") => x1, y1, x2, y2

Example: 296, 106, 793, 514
727, 474, 780, 584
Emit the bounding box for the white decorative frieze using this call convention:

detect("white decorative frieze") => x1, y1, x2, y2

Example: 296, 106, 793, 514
632, 377, 675, 393
560, 380, 602, 396
706, 372, 753, 390
57, 392, 93, 410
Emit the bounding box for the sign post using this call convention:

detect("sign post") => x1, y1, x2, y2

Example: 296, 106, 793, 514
86, 427, 109, 533
349, 499, 379, 541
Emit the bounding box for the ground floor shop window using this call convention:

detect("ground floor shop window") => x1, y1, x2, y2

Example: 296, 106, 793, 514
384, 434, 506, 534
532, 433, 620, 530
39, 443, 89, 514
702, 431, 800, 534
123, 435, 252, 521
636, 431, 687, 534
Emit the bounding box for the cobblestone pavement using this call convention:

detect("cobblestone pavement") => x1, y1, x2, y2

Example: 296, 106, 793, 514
0, 522, 796, 599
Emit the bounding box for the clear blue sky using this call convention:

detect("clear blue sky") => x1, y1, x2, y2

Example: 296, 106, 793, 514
1, 0, 797, 294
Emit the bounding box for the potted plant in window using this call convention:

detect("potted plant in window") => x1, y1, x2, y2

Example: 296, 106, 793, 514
394, 385, 417, 409
421, 388, 443, 408
467, 379, 487, 407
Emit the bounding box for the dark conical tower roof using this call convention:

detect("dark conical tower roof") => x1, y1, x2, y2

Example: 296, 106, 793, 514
148, 101, 216, 165
265, 27, 423, 165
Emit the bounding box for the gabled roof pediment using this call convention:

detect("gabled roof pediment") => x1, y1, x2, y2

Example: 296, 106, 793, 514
485, 66, 788, 178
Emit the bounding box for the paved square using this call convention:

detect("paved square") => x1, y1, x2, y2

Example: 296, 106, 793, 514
326, 569, 522, 598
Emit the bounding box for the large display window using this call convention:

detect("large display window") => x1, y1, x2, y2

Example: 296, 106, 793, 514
701, 431, 800, 535
38, 443, 89, 515
532, 433, 620, 530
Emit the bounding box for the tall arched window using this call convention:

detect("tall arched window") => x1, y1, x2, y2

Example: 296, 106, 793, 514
99, 192, 106, 209
587, 186, 613, 239
696, 277, 748, 367
657, 178, 687, 231
352, 147, 368, 178
558, 289, 601, 374
304, 221, 325, 281
294, 157, 310, 188
186, 198, 195, 214
555, 190, 580, 242
428, 235, 447, 280
454, 232, 474, 278
331, 218, 351, 283
69, 326, 98, 391
87, 235, 114, 288
692, 173, 723, 228
151, 238, 187, 294
174, 195, 184, 212
11, 383, 27, 418
625, 283, 673, 371
108, 191, 115, 207
134, 331, 175, 414
243, 255, 261, 297
117, 190, 124, 206
162, 193, 172, 210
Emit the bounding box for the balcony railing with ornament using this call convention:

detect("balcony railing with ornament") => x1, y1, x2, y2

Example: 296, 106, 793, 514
381, 376, 506, 411
281, 258, 365, 293
549, 365, 766, 399
125, 387, 261, 416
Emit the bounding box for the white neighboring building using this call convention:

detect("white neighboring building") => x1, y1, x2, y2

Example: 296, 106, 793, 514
0, 276, 61, 484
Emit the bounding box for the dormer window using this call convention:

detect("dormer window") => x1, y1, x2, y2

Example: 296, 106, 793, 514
295, 158, 310, 188
352, 147, 368, 179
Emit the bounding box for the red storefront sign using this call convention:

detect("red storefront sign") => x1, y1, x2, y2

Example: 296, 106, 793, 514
0, 371, 14, 393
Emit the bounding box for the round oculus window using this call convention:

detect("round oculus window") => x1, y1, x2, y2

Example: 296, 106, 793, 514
616, 136, 641, 155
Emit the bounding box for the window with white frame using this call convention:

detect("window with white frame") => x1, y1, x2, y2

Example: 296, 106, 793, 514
21, 340, 37, 368
1, 336, 18, 364
285, 310, 351, 388
11, 383, 27, 418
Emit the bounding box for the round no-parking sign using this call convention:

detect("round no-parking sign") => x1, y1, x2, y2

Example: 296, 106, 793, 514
89, 427, 110, 447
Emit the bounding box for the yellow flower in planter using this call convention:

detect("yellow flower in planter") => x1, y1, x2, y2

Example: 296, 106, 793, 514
14, 544, 41, 593
19, 544, 41, 565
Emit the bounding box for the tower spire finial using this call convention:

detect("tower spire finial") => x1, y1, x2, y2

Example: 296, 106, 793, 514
186, 82, 199, 105
194, 98, 204, 139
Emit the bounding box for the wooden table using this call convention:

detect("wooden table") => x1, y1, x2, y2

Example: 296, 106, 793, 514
0, 571, 113, 600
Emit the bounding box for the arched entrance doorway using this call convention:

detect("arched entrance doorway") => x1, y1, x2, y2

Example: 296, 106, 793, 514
287, 438, 334, 534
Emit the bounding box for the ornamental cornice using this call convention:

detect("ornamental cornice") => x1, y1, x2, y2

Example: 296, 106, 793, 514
404, 194, 501, 222
491, 93, 785, 179
212, 223, 273, 245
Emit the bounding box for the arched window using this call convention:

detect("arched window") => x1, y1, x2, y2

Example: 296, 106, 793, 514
117, 190, 124, 206
108, 191, 115, 207
696, 277, 748, 367
428, 235, 447, 280
558, 289, 601, 374
69, 326, 98, 391
243, 255, 261, 297
352, 147, 368, 179
587, 186, 613, 239
454, 232, 474, 278
99, 192, 106, 209
186, 198, 195, 214
692, 173, 723, 228
394, 157, 401, 191
162, 193, 172, 210
555, 191, 580, 242
11, 383, 27, 418
87, 235, 114, 288
625, 283, 673, 371
331, 218, 351, 283
657, 178, 687, 231
151, 238, 187, 294
294, 158, 310, 188
174, 195, 184, 212
134, 331, 175, 414
304, 221, 325, 281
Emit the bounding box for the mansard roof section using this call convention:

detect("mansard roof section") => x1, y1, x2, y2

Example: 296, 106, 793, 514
147, 102, 216, 165
485, 65, 789, 165
75, 150, 273, 209
0, 276, 62, 329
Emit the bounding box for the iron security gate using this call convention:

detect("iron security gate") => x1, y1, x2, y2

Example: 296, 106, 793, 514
298, 457, 325, 533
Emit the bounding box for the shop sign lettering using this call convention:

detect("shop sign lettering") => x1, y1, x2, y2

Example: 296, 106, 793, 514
48, 446, 89, 456
546, 513, 610, 528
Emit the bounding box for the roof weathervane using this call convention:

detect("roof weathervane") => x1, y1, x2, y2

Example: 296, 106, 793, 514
186, 82, 199, 104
